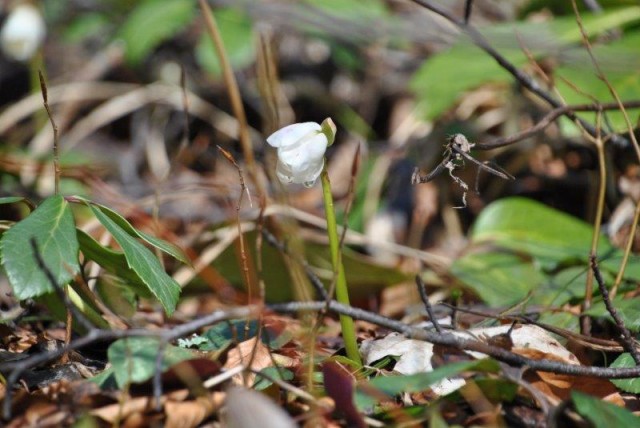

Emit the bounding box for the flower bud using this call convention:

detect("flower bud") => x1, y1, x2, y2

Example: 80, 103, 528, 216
1, 4, 46, 61
267, 121, 333, 187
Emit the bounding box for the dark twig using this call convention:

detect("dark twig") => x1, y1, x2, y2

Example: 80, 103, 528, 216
268, 300, 640, 379
408, 0, 629, 148
476, 100, 640, 149
463, 0, 473, 24
415, 275, 443, 333
38, 71, 60, 195
1, 305, 259, 420
590, 256, 640, 365
29, 238, 94, 332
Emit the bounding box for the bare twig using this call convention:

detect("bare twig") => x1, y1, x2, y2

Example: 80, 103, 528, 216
590, 256, 640, 365
268, 300, 640, 379
38, 71, 59, 195
415, 275, 443, 333
408, 0, 629, 148
610, 199, 640, 299
29, 239, 94, 333
199, 0, 264, 197
0, 305, 259, 420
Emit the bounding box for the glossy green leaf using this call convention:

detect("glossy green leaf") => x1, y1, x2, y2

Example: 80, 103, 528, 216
85, 201, 189, 265
572, 391, 640, 427
89, 205, 181, 315
610, 353, 640, 394
117, 0, 195, 65
0, 196, 27, 205
355, 359, 499, 410
471, 197, 602, 263
195, 8, 255, 76
0, 196, 79, 299
108, 337, 195, 387
77, 229, 151, 297
450, 251, 543, 307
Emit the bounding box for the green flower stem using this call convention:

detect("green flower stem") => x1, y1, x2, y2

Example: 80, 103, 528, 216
320, 163, 362, 366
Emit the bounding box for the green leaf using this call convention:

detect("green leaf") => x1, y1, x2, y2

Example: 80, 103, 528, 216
355, 359, 499, 410
117, 0, 195, 65
470, 197, 602, 264
253, 367, 294, 391
450, 251, 543, 307
610, 353, 640, 394
89, 205, 181, 315
584, 298, 640, 331
200, 319, 290, 351
572, 390, 640, 427
86, 201, 189, 264
411, 7, 640, 119
195, 8, 255, 76
77, 229, 152, 297
0, 196, 27, 205
108, 337, 195, 387
0, 196, 79, 300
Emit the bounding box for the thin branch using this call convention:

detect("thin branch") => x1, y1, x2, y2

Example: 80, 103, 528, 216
268, 300, 640, 379
38, 71, 60, 195
29, 238, 94, 332
610, 198, 640, 299
415, 275, 443, 333
0, 305, 259, 420
408, 0, 630, 148
476, 100, 640, 150
590, 256, 640, 365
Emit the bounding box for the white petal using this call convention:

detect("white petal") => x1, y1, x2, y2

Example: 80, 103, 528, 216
0, 5, 46, 62
266, 122, 321, 148
275, 160, 294, 184
278, 133, 327, 172
294, 158, 324, 186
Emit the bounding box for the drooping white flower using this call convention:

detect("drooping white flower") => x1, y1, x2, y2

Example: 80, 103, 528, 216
0, 4, 46, 62
267, 118, 336, 187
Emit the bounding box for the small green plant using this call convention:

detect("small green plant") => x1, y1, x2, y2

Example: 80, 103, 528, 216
0, 194, 187, 327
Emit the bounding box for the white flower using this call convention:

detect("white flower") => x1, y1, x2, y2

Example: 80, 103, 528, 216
267, 118, 336, 187
0, 4, 46, 62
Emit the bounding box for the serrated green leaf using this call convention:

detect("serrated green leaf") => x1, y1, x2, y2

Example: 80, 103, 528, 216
0, 196, 79, 299
108, 337, 195, 387
77, 229, 151, 297
89, 205, 181, 315
117, 0, 195, 65
610, 353, 640, 393
79, 200, 189, 265
572, 390, 640, 427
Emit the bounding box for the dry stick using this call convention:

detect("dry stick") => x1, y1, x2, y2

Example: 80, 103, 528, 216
37, 71, 59, 195
268, 300, 640, 378
415, 275, 443, 334
571, 0, 640, 162
590, 256, 640, 365
610, 199, 640, 299
199, 0, 264, 196
476, 100, 640, 150
408, 0, 629, 148
0, 305, 259, 420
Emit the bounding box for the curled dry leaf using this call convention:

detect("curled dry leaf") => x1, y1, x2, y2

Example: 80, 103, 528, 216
222, 337, 295, 385
165, 392, 225, 428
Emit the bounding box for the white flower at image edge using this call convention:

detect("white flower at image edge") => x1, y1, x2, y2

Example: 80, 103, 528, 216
0, 4, 46, 61
267, 119, 336, 187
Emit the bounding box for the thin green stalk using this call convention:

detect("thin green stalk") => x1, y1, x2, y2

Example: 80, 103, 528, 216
320, 164, 362, 366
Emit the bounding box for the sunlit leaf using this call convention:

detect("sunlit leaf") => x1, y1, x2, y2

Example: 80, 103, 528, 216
1, 196, 79, 299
